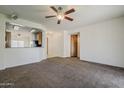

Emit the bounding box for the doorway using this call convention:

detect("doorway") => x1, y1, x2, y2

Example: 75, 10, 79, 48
70, 33, 80, 58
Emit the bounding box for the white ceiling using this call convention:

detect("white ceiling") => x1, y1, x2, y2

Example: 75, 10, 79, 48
0, 5, 124, 31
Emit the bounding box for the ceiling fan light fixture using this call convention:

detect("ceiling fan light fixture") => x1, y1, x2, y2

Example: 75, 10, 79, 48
57, 14, 64, 20
45, 6, 75, 24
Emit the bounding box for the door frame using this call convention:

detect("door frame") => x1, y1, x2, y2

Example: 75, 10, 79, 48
70, 32, 80, 58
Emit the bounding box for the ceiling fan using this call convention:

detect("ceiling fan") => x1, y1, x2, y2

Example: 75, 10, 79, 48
45, 6, 75, 24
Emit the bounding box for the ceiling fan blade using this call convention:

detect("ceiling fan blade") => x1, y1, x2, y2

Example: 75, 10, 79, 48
65, 16, 73, 21
64, 8, 75, 15
50, 6, 58, 13
57, 20, 61, 24
45, 15, 56, 18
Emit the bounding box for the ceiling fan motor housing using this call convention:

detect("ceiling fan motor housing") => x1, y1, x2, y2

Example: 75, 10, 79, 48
58, 7, 62, 10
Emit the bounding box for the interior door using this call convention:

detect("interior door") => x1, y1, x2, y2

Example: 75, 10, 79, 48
70, 35, 78, 57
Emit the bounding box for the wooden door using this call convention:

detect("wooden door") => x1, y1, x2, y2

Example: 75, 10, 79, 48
70, 35, 78, 57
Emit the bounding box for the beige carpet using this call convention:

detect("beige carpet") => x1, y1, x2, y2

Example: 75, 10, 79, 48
0, 57, 124, 88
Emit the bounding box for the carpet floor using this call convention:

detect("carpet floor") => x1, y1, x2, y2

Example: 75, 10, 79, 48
0, 57, 124, 88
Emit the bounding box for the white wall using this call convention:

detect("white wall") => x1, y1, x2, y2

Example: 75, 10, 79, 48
4, 48, 45, 68
47, 31, 64, 58
63, 31, 71, 57
0, 13, 47, 70
0, 14, 6, 70
66, 16, 124, 68
0, 49, 4, 69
